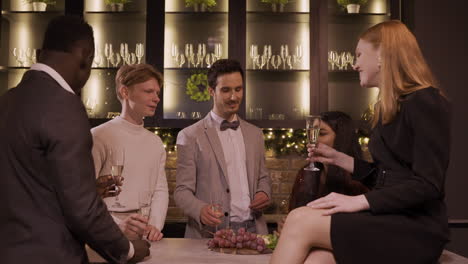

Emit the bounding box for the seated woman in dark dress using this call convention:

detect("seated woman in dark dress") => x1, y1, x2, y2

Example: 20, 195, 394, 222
271, 20, 450, 264
277, 111, 369, 234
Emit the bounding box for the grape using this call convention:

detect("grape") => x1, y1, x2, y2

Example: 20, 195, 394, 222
244, 241, 251, 248
250, 233, 257, 240
236, 242, 243, 249
243, 234, 250, 241
225, 241, 232, 248
238, 227, 246, 234
256, 237, 264, 245
257, 245, 264, 252
237, 235, 244, 243
230, 236, 236, 243
218, 240, 225, 248
215, 230, 222, 236
250, 242, 257, 249
208, 240, 215, 248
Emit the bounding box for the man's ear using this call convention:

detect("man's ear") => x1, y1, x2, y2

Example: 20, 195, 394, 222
209, 87, 215, 97
120, 86, 129, 99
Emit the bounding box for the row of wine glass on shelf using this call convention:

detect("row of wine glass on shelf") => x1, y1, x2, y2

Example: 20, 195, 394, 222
93, 43, 145, 68
170, 43, 223, 68
8, 43, 145, 68
249, 44, 303, 70
328, 51, 355, 71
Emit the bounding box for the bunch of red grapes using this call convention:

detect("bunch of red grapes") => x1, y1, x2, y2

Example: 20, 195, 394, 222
207, 227, 266, 253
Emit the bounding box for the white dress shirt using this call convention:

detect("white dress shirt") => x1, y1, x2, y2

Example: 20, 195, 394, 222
210, 111, 252, 222
30, 63, 135, 260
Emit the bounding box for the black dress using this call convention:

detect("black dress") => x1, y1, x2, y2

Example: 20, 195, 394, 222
331, 88, 450, 264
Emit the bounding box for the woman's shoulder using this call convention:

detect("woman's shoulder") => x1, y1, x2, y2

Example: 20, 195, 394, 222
401, 87, 450, 122
401, 87, 447, 104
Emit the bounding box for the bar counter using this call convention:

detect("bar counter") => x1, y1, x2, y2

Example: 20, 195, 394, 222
88, 238, 468, 264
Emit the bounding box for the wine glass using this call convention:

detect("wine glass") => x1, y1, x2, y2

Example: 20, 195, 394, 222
135, 43, 144, 64
139, 189, 153, 219
304, 115, 321, 171
110, 148, 125, 208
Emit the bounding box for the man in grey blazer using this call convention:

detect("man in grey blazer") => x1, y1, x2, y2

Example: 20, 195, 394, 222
174, 59, 272, 238
0, 16, 149, 263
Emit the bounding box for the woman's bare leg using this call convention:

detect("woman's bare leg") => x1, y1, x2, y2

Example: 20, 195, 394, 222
304, 249, 336, 264
270, 207, 332, 264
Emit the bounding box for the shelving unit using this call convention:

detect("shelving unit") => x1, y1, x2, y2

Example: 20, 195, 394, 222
0, 0, 403, 129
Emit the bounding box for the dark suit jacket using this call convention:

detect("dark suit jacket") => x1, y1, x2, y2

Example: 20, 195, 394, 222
0, 70, 129, 264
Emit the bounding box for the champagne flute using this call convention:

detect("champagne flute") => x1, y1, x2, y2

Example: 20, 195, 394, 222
210, 192, 223, 232
139, 189, 153, 241
110, 148, 125, 208
304, 115, 321, 171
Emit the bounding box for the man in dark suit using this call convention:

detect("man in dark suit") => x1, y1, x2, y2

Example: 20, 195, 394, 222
0, 16, 149, 264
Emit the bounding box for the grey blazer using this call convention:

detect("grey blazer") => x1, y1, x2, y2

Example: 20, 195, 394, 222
174, 114, 272, 238
0, 71, 129, 264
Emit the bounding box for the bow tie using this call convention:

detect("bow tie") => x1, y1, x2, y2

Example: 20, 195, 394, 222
220, 120, 240, 131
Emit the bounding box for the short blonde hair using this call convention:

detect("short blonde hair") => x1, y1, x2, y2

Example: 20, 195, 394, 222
360, 20, 441, 127
115, 64, 163, 100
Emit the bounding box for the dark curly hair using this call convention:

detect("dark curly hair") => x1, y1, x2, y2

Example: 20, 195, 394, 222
207, 59, 244, 89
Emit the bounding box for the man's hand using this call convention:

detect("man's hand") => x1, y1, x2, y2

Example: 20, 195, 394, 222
200, 204, 222, 226
96, 175, 123, 198
119, 214, 148, 240
249, 191, 270, 211
145, 225, 164, 242
128, 240, 150, 264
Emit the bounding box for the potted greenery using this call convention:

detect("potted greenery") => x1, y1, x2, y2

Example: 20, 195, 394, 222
104, 0, 132, 12
24, 0, 56, 12
261, 0, 289, 12
185, 0, 217, 12
337, 0, 368, 13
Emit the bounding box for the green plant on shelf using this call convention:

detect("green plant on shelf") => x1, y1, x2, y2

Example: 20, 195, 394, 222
186, 72, 211, 102
104, 0, 132, 4
23, 0, 56, 5
260, 0, 289, 4
336, 0, 368, 7
185, 0, 217, 8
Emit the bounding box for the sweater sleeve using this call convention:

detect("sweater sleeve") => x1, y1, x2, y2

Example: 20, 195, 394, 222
365, 91, 450, 214
91, 133, 107, 178
150, 146, 169, 231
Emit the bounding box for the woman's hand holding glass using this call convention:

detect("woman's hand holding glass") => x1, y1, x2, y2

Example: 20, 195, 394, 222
307, 143, 355, 174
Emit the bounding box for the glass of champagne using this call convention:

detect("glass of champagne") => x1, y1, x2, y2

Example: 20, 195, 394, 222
210, 192, 223, 232
110, 148, 125, 208
139, 190, 153, 219
139, 189, 153, 241
304, 115, 321, 171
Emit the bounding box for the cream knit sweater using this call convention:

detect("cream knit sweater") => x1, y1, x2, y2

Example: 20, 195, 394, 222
91, 116, 168, 230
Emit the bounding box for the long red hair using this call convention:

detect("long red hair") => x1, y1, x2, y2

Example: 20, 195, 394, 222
360, 20, 442, 127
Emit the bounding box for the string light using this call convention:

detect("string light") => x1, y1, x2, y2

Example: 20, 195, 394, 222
144, 127, 369, 157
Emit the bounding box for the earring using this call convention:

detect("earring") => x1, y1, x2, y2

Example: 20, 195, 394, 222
378, 57, 382, 67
